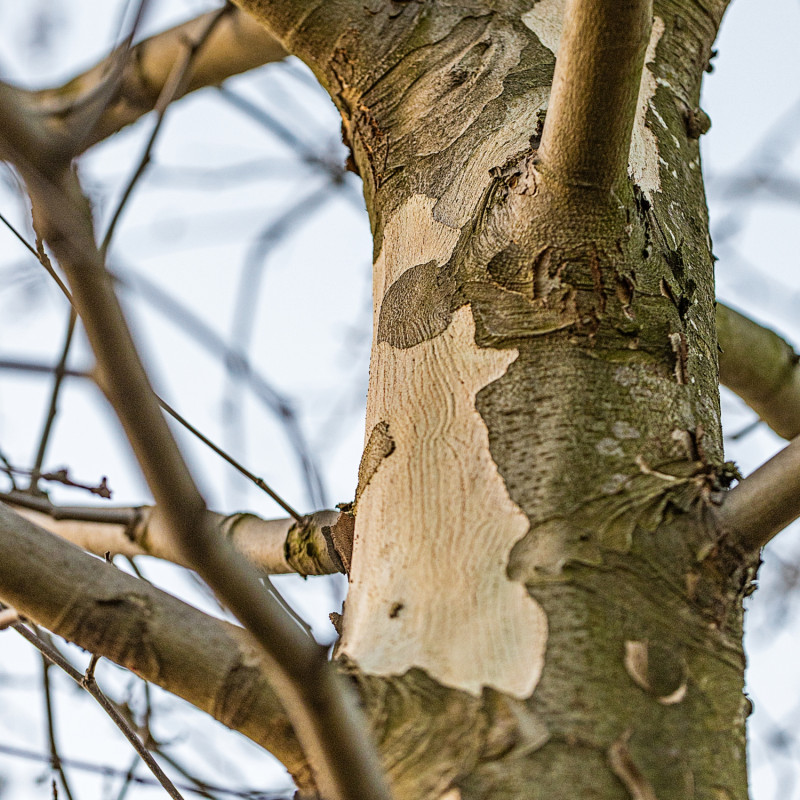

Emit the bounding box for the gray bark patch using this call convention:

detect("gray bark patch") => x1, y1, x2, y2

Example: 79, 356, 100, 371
357, 421, 396, 501
377, 260, 457, 348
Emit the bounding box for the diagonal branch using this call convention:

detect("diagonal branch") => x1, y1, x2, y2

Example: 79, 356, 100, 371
713, 436, 800, 552
14, 624, 187, 800
0, 503, 312, 793
537, 0, 653, 191
33, 6, 287, 153
717, 303, 800, 440
0, 86, 390, 800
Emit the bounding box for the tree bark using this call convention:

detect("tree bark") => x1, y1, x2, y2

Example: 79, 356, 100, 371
232, 0, 755, 796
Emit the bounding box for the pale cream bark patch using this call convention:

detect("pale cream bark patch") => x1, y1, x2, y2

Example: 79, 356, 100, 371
629, 16, 666, 196
372, 194, 462, 305
341, 306, 547, 699
521, 0, 566, 54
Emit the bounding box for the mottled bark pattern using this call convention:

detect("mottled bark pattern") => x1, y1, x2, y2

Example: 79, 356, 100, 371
243, 0, 754, 797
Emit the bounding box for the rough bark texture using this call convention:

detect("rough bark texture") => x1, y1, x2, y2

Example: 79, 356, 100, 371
232, 0, 756, 797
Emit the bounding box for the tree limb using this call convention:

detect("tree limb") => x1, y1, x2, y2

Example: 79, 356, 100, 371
0, 502, 314, 793
717, 303, 800, 440
4, 494, 343, 576
537, 0, 653, 191
33, 6, 287, 153
0, 87, 390, 800
230, 0, 363, 79
714, 436, 800, 552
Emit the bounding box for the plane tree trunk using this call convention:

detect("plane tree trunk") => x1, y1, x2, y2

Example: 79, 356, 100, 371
242, 0, 754, 796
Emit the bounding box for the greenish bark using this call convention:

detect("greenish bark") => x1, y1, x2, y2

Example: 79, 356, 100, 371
251, 0, 757, 797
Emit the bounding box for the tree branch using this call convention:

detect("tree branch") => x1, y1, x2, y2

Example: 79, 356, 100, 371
33, 6, 287, 153
717, 303, 800, 440
714, 436, 800, 552
0, 503, 313, 792
4, 494, 343, 576
537, 0, 653, 191
230, 0, 364, 81
0, 84, 390, 800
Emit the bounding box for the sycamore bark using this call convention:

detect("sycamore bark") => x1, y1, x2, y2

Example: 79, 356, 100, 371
233, 0, 756, 796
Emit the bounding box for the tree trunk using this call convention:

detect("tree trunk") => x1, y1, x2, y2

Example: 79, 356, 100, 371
275, 0, 754, 796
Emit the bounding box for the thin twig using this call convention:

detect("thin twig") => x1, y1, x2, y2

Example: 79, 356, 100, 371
1, 464, 111, 498
158, 395, 303, 521
0, 743, 293, 800
0, 357, 90, 380
41, 652, 78, 800
13, 625, 186, 800
0, 208, 73, 300
100, 5, 232, 258
30, 309, 78, 491
729, 417, 762, 441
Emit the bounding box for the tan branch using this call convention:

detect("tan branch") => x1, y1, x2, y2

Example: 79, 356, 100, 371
34, 7, 287, 152
0, 87, 390, 800
0, 502, 313, 792
8, 498, 343, 576
714, 436, 800, 552
538, 0, 652, 191
717, 303, 800, 440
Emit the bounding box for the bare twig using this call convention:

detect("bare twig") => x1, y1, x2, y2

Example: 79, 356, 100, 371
0, 357, 90, 380
34, 7, 288, 153
100, 5, 232, 257
30, 309, 79, 491
1, 464, 111, 498
0, 207, 74, 300
714, 436, 800, 551
13, 624, 186, 800
537, 0, 653, 191
159, 396, 303, 521
0, 743, 292, 800
41, 653, 78, 800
